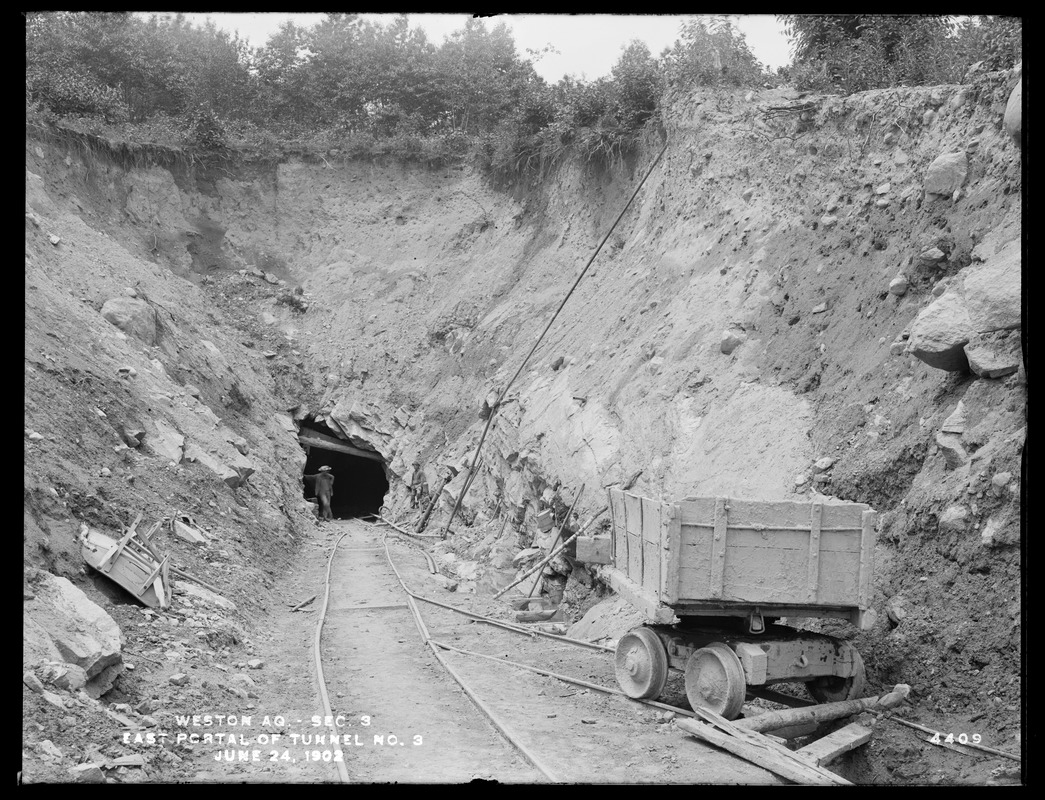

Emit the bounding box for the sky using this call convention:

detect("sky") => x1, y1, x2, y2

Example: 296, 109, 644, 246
169, 13, 793, 81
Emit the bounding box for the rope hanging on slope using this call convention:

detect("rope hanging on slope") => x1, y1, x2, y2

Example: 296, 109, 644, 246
440, 139, 671, 538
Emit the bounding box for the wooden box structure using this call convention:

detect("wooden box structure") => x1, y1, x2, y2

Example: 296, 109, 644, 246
597, 489, 876, 629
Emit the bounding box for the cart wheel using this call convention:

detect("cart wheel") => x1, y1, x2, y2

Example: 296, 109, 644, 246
685, 643, 746, 720
808, 647, 866, 703
615, 627, 669, 700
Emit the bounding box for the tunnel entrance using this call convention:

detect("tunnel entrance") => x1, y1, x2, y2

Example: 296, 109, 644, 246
299, 423, 389, 519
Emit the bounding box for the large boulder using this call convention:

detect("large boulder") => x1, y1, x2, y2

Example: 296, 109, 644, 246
907, 291, 974, 371
24, 570, 123, 696
962, 246, 1021, 332
145, 418, 184, 463
1004, 77, 1022, 145
182, 441, 250, 488
923, 152, 968, 197
964, 333, 1021, 379
100, 297, 158, 346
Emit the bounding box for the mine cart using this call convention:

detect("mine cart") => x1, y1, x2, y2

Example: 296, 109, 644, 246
576, 490, 877, 719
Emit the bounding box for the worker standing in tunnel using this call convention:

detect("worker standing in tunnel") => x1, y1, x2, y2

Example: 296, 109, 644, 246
409, 461, 429, 509
304, 465, 335, 521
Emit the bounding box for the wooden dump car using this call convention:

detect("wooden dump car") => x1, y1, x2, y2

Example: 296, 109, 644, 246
576, 489, 877, 719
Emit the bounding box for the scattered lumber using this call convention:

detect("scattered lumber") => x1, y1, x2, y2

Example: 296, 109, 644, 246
677, 715, 850, 786
514, 609, 559, 623
735, 684, 910, 734
290, 595, 318, 612
169, 567, 225, 596
795, 723, 872, 766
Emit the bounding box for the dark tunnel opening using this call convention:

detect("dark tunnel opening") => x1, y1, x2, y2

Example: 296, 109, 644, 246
300, 435, 389, 519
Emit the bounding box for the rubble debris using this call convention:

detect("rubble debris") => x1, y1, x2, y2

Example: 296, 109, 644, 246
175, 580, 237, 612
36, 740, 64, 761
100, 297, 159, 346
965, 339, 1019, 379
168, 514, 208, 544
938, 505, 969, 534
67, 763, 105, 783
940, 401, 967, 434
813, 457, 836, 473
432, 574, 459, 592
923, 152, 968, 197
146, 419, 184, 463
120, 426, 146, 448
888, 274, 908, 296
919, 247, 947, 266
37, 661, 88, 692
935, 433, 968, 470
991, 472, 1013, 496
24, 568, 124, 697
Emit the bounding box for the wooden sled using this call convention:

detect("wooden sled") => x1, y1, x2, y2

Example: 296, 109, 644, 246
79, 513, 173, 609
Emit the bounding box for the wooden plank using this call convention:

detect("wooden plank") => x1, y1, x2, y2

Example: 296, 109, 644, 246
679, 496, 868, 530
817, 551, 864, 605
575, 535, 612, 564
709, 497, 728, 598
676, 717, 848, 786
796, 723, 872, 766
807, 502, 822, 604
640, 496, 661, 599
623, 492, 644, 587
609, 489, 627, 573
661, 503, 681, 604
686, 708, 851, 784
595, 566, 675, 624
859, 511, 876, 607
297, 430, 383, 461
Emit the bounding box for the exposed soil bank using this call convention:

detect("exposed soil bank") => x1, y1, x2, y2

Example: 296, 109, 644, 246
24, 69, 1022, 784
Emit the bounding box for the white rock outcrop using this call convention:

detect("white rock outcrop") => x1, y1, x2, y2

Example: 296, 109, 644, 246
24, 569, 123, 697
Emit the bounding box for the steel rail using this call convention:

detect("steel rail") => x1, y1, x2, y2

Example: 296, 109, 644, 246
379, 528, 561, 782
430, 638, 698, 721
313, 530, 354, 783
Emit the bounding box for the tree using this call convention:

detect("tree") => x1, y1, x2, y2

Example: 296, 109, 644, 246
774, 15, 1018, 92
662, 16, 764, 88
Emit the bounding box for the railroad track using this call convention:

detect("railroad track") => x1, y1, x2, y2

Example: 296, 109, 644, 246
310, 519, 778, 784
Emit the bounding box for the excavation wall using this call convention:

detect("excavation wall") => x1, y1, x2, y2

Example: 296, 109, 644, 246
24, 70, 1022, 744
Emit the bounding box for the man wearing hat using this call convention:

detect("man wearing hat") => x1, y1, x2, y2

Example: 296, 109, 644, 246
304, 465, 335, 521
409, 461, 428, 509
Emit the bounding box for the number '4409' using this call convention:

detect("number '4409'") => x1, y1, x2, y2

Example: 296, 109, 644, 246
929, 732, 982, 745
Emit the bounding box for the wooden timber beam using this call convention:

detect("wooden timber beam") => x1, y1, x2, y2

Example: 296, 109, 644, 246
298, 430, 384, 462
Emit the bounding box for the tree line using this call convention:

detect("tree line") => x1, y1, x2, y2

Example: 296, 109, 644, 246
25, 13, 1021, 177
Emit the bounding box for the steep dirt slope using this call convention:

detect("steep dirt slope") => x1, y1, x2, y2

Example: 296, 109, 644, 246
24, 66, 1022, 784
